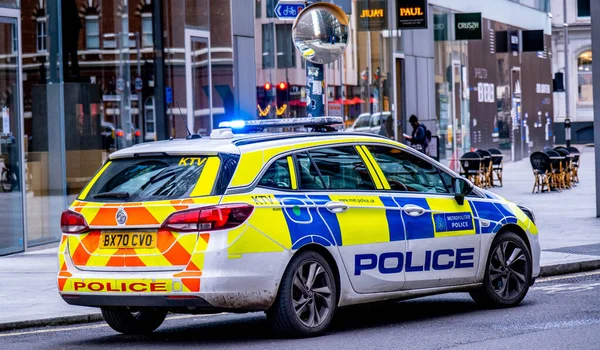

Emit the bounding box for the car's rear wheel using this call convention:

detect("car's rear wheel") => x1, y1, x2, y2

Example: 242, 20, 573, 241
267, 250, 337, 337
101, 307, 168, 334
470, 232, 532, 308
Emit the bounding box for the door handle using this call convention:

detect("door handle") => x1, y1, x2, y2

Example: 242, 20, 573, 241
404, 205, 426, 217
325, 201, 349, 213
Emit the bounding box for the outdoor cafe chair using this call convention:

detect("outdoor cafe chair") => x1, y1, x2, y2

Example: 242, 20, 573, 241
545, 149, 565, 191
487, 148, 504, 187
476, 149, 493, 188
554, 148, 573, 189
460, 152, 484, 187
530, 151, 551, 193
566, 146, 581, 183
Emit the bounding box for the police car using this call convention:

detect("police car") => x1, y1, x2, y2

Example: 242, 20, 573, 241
58, 117, 539, 337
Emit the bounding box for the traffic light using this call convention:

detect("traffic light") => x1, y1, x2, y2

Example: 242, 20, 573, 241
264, 82, 272, 91
276, 82, 290, 111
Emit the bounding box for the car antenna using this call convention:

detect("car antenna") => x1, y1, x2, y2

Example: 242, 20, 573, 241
176, 100, 201, 139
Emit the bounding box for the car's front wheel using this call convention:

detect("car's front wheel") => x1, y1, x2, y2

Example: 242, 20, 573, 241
470, 232, 532, 308
101, 307, 168, 334
267, 250, 337, 337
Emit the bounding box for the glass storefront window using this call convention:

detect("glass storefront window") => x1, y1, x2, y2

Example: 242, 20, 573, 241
0, 16, 24, 255
433, 7, 470, 163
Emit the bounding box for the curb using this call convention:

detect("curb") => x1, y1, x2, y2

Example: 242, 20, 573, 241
539, 259, 600, 277
0, 313, 103, 332
2, 261, 600, 333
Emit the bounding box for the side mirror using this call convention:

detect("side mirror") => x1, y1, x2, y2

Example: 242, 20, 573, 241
453, 177, 473, 205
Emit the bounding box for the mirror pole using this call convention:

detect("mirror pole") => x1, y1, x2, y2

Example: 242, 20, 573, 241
306, 61, 325, 117
304, 0, 325, 117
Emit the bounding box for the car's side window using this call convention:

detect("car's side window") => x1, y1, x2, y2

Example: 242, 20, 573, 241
305, 146, 375, 190
367, 145, 450, 194
355, 116, 369, 128
371, 115, 380, 127
258, 157, 293, 190
296, 152, 326, 190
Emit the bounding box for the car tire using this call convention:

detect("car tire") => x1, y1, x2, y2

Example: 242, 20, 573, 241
470, 232, 532, 308
266, 250, 338, 337
101, 307, 168, 334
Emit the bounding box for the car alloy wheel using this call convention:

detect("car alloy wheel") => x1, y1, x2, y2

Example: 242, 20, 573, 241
470, 232, 532, 308
292, 260, 334, 328
267, 250, 337, 337
489, 241, 529, 299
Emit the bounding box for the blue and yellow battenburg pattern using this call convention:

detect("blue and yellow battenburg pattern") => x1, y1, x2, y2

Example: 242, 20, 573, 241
222, 193, 537, 256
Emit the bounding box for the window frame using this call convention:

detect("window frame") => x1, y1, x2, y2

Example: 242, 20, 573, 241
364, 143, 478, 198
577, 0, 591, 18
85, 15, 100, 50
577, 50, 593, 105
141, 13, 154, 48
256, 155, 298, 191
36, 17, 47, 53
262, 23, 275, 69
295, 145, 380, 192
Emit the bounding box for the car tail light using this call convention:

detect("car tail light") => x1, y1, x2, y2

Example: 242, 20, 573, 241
60, 210, 89, 234
161, 204, 254, 232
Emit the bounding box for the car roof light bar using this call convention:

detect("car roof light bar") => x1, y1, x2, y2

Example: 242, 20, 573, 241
218, 117, 343, 133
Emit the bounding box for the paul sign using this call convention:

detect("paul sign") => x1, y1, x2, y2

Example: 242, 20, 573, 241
455, 12, 482, 41
396, 0, 427, 30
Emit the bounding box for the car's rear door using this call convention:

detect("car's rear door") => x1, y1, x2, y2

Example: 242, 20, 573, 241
67, 155, 226, 272
365, 145, 481, 290
294, 145, 405, 293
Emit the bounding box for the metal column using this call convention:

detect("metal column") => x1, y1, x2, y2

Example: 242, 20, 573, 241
591, 0, 600, 217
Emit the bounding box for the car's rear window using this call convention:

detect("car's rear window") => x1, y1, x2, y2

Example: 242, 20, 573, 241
83, 156, 213, 202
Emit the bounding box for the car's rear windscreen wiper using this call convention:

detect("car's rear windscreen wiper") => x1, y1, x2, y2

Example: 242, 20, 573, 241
93, 191, 130, 199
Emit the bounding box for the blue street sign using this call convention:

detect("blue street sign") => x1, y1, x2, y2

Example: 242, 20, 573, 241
165, 87, 173, 104
275, 1, 305, 20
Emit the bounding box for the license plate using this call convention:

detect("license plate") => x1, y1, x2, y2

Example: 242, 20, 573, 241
99, 232, 157, 249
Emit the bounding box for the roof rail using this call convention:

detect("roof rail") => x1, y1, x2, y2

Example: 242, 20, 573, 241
232, 132, 388, 147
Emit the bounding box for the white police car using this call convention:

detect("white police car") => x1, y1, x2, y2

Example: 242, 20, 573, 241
58, 117, 539, 337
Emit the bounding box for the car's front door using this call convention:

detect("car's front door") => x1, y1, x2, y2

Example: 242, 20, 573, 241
365, 145, 481, 290
294, 146, 405, 293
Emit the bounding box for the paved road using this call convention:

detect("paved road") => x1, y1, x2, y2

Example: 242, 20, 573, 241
3, 271, 600, 350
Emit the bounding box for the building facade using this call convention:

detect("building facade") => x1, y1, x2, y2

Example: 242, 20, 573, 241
551, 0, 592, 144
0, 0, 256, 255
0, 0, 553, 255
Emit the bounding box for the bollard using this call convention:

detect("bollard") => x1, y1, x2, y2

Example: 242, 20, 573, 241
565, 118, 571, 147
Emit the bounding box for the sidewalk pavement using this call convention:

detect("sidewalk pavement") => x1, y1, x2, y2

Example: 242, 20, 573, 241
2, 146, 600, 331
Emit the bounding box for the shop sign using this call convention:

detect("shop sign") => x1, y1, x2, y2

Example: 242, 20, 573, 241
536, 83, 551, 94
357, 0, 388, 32
455, 13, 482, 41
329, 103, 342, 117
434, 14, 448, 41
477, 83, 495, 103
510, 31, 520, 54
396, 0, 427, 30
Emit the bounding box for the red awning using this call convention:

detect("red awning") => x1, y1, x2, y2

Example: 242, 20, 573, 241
351, 97, 365, 104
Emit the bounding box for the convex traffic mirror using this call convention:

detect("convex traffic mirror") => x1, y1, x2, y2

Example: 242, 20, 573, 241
292, 3, 350, 65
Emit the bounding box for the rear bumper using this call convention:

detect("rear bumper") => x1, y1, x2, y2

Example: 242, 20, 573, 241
58, 233, 293, 311
62, 294, 216, 309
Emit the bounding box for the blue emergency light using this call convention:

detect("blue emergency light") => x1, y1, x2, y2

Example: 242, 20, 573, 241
218, 117, 343, 133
